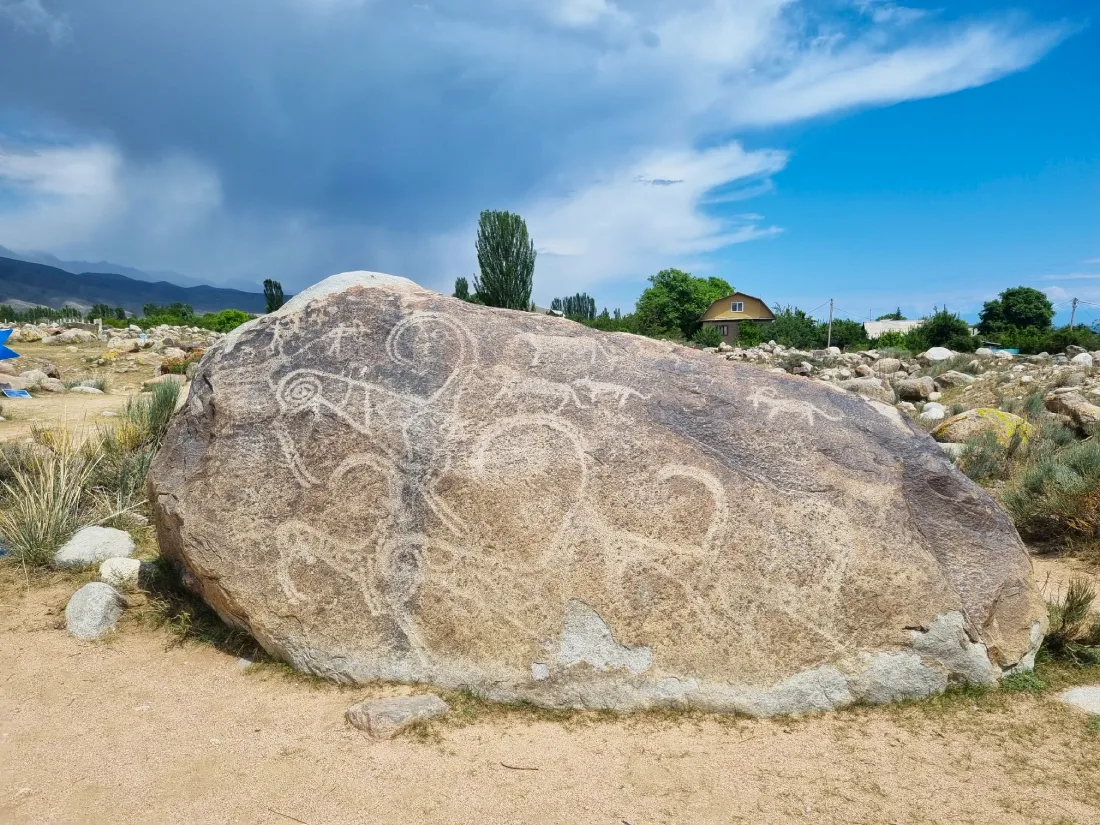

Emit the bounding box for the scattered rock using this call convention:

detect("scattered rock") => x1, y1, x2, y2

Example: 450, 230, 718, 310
919, 402, 946, 422
345, 695, 450, 739
99, 557, 150, 589
54, 526, 136, 570
69, 385, 105, 394
149, 271, 1043, 715
932, 409, 1031, 445
1045, 390, 1100, 435
1071, 352, 1095, 368
894, 376, 935, 402
921, 347, 955, 363
1060, 686, 1100, 715
1066, 345, 1087, 358
934, 371, 977, 389
37, 378, 67, 393
65, 582, 126, 640
19, 369, 48, 387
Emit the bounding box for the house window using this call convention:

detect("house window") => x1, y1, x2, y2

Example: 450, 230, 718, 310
720, 325, 728, 337
731, 301, 744, 313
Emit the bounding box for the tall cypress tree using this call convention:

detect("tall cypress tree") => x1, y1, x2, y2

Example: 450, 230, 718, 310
473, 210, 536, 310
264, 279, 285, 313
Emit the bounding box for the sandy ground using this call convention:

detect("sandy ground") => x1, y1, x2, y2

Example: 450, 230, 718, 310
2, 576, 1099, 825
0, 340, 159, 444
3, 338, 1100, 824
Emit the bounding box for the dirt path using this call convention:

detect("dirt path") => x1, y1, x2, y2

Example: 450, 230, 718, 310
1, 579, 1098, 825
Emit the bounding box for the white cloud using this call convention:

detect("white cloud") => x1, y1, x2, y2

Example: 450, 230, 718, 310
0, 0, 70, 44
0, 143, 221, 256
0, 1, 1072, 295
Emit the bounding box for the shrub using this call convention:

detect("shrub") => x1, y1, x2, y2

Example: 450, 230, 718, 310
874, 331, 908, 349
1004, 437, 1100, 545
1045, 577, 1100, 654
738, 321, 766, 347
693, 326, 722, 348
0, 449, 95, 567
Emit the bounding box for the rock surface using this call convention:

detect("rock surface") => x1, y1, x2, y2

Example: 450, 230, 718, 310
1060, 686, 1100, 715
150, 271, 1043, 716
65, 583, 126, 640
99, 557, 149, 589
345, 695, 450, 738
54, 526, 136, 570
932, 409, 1031, 446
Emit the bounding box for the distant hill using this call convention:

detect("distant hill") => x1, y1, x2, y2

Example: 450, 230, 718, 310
0, 246, 262, 292
0, 255, 269, 315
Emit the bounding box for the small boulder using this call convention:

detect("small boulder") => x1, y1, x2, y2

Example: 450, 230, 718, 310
69, 385, 104, 394
37, 378, 67, 393
894, 376, 935, 402
934, 370, 977, 389
919, 402, 946, 422
99, 557, 150, 589
54, 526, 136, 570
1060, 686, 1100, 715
932, 408, 1031, 445
19, 369, 48, 387
1066, 345, 1087, 358
837, 377, 894, 404
345, 695, 450, 739
921, 347, 955, 363
974, 348, 993, 358
873, 357, 902, 374
65, 582, 126, 640
41, 363, 61, 379
1071, 352, 1095, 368
1045, 390, 1100, 435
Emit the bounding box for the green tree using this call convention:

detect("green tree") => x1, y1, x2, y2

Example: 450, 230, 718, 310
768, 305, 818, 349
552, 292, 597, 320
473, 210, 536, 310
876, 308, 906, 321
978, 287, 1054, 335
87, 303, 114, 321
821, 318, 869, 350
264, 279, 286, 313
738, 321, 766, 347
634, 269, 733, 339
906, 309, 974, 351
453, 277, 471, 301
196, 309, 253, 332
693, 325, 722, 347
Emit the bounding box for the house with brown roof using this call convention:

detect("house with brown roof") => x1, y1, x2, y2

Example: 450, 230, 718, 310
698, 292, 775, 344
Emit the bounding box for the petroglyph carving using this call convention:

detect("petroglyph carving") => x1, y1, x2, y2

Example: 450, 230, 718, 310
573, 378, 648, 407
748, 386, 843, 426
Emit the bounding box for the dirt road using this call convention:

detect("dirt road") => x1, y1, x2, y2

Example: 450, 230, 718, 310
2, 576, 1098, 825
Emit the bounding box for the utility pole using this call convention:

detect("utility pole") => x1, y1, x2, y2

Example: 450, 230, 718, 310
1070, 297, 1079, 329
827, 298, 834, 348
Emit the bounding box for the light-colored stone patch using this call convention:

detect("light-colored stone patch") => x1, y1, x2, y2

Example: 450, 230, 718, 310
345, 695, 450, 739
1060, 686, 1100, 715
555, 600, 653, 675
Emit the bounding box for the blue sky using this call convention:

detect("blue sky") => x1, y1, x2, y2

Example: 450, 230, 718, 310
0, 0, 1096, 323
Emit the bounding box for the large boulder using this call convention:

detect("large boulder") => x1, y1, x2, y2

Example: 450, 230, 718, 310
931, 409, 1032, 445
150, 272, 1043, 716
836, 377, 894, 404
934, 370, 977, 389
1045, 389, 1100, 435
920, 347, 955, 363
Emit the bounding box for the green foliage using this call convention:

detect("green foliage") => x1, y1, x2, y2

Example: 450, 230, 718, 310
693, 325, 722, 348
1045, 578, 1098, 654
633, 269, 733, 340
87, 303, 127, 321
0, 304, 82, 323
1004, 435, 1100, 546
738, 321, 766, 347
0, 448, 95, 567
263, 279, 286, 314
978, 286, 1055, 336
1000, 671, 1048, 693
904, 309, 974, 351
474, 210, 536, 310
198, 309, 252, 333
767, 305, 818, 349
552, 293, 597, 320
825, 318, 870, 350
875, 308, 906, 321
453, 277, 470, 301
874, 330, 908, 349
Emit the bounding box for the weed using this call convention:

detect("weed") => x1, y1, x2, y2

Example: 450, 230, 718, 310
1001, 671, 1048, 693
1024, 391, 1047, 420
64, 376, 110, 391
1046, 577, 1097, 651
0, 449, 96, 567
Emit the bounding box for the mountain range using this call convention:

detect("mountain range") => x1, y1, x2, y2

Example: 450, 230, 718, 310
0, 246, 262, 293
0, 255, 269, 315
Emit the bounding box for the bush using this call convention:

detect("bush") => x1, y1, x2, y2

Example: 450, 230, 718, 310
738, 321, 766, 347
1004, 437, 1100, 546
905, 309, 974, 352
1045, 577, 1100, 654
693, 326, 722, 348
0, 449, 95, 567
874, 331, 908, 349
